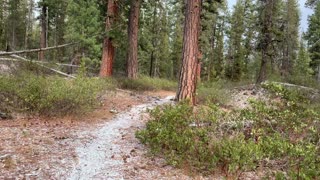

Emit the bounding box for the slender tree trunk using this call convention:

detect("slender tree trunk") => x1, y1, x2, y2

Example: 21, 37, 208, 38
207, 24, 216, 81
318, 65, 320, 82
100, 0, 118, 77
149, 51, 154, 77
39, 4, 47, 61
11, 25, 15, 49
149, 2, 157, 77
53, 22, 57, 61
176, 0, 202, 105
257, 0, 274, 84
126, 0, 141, 79
25, 0, 32, 50
0, 0, 3, 49
257, 51, 268, 84
46, 7, 48, 48
281, 36, 289, 76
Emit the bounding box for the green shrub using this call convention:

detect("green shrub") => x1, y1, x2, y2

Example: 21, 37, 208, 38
197, 79, 255, 105
136, 102, 263, 173
0, 75, 19, 113
137, 84, 320, 178
262, 82, 308, 102
197, 85, 230, 105
118, 75, 177, 91
0, 73, 115, 116
286, 75, 320, 90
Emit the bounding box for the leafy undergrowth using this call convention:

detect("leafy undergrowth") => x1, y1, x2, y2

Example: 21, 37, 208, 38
0, 72, 176, 117
197, 80, 232, 105
197, 79, 255, 105
0, 73, 116, 116
137, 82, 320, 179
118, 75, 177, 92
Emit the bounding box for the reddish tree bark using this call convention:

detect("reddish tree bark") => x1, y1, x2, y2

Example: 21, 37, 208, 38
100, 0, 118, 77
39, 4, 47, 61
126, 0, 141, 79
197, 61, 202, 82
176, 0, 202, 105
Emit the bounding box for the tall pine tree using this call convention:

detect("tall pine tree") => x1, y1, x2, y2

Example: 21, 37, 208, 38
305, 1, 320, 81
226, 0, 246, 81
280, 0, 300, 76
65, 0, 103, 72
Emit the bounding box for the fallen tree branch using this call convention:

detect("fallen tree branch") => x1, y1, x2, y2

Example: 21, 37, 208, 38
0, 52, 76, 79
0, 58, 80, 68
115, 88, 135, 94
0, 42, 78, 56
264, 81, 320, 93
0, 58, 17, 62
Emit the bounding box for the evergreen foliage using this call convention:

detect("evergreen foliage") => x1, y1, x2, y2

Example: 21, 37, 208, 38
293, 38, 313, 76
139, 0, 172, 78
65, 0, 103, 72
225, 0, 246, 80
281, 0, 300, 76
305, 1, 320, 79
0, 0, 317, 82
200, 0, 227, 80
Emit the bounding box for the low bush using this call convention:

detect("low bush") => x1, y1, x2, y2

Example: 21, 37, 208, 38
286, 75, 320, 90
137, 84, 320, 178
197, 80, 233, 105
0, 73, 115, 116
118, 75, 177, 91
262, 81, 320, 113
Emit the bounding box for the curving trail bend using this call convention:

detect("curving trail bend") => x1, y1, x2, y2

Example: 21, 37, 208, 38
68, 96, 175, 180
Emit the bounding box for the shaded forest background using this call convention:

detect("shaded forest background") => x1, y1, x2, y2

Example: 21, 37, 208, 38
0, 0, 319, 84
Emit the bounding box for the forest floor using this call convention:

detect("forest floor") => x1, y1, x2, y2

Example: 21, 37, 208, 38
1, 89, 211, 179
0, 87, 266, 180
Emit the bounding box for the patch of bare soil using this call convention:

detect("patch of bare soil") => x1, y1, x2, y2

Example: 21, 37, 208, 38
228, 84, 269, 109
0, 90, 155, 179
68, 96, 178, 179
143, 90, 176, 99
2, 90, 202, 180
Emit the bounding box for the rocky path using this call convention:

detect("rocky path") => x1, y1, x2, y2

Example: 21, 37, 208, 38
67, 96, 196, 180
0, 92, 218, 179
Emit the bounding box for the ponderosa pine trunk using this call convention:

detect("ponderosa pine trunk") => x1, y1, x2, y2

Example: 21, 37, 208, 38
126, 0, 140, 79
100, 0, 118, 77
176, 0, 202, 105
39, 4, 47, 61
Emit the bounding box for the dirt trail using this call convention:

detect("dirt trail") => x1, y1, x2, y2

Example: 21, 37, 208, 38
1, 92, 222, 179
68, 96, 178, 180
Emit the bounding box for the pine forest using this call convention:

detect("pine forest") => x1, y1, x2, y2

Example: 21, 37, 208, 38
0, 0, 320, 179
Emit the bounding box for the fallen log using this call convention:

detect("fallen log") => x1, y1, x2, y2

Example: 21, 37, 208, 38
12, 54, 76, 78
264, 81, 319, 93
0, 52, 76, 79
0, 58, 80, 68
0, 42, 77, 56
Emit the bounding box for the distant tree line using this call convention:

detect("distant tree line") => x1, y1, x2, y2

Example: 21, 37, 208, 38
0, 0, 319, 103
